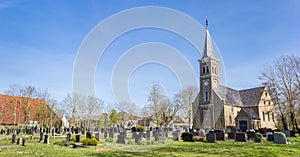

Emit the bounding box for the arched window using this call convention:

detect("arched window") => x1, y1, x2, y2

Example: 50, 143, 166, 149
272, 112, 275, 121
206, 67, 209, 73
268, 112, 270, 121
229, 115, 232, 124
263, 112, 265, 121
202, 67, 206, 74
204, 91, 209, 102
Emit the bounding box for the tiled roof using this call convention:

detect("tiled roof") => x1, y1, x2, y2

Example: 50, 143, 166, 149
240, 108, 260, 119
214, 85, 265, 107
0, 94, 45, 125
239, 87, 265, 107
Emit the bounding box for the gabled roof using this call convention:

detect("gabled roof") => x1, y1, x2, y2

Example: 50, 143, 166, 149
239, 86, 265, 107
239, 108, 260, 119
213, 86, 265, 107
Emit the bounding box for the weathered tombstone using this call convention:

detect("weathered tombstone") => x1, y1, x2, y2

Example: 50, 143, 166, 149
44, 134, 49, 144
86, 131, 92, 139
152, 130, 157, 137
117, 134, 126, 144
94, 132, 100, 141
235, 132, 246, 142
134, 132, 140, 144
132, 132, 138, 139
198, 129, 206, 138
266, 132, 274, 141
154, 132, 160, 141
182, 132, 194, 142
67, 133, 71, 141
274, 132, 287, 144
206, 132, 216, 143
283, 130, 291, 137
254, 133, 262, 143
173, 131, 179, 141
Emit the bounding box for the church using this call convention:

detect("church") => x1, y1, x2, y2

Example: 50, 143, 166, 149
192, 20, 277, 131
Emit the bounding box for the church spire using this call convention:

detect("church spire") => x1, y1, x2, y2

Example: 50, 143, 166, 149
202, 18, 214, 58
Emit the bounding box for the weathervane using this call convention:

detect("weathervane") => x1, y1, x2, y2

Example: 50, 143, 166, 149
206, 17, 208, 30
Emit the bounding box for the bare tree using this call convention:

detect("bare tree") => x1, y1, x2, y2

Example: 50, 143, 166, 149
148, 82, 180, 127
63, 92, 84, 127
85, 95, 103, 129
260, 55, 300, 130
174, 86, 198, 128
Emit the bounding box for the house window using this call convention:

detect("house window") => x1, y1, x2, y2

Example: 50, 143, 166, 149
263, 112, 265, 121
204, 91, 209, 102
268, 112, 270, 121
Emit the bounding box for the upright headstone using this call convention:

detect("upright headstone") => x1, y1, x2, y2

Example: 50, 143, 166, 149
75, 134, 81, 142
198, 129, 206, 138
86, 131, 92, 139
134, 132, 140, 144
12, 133, 16, 143
266, 132, 274, 141
173, 131, 179, 141
94, 132, 100, 141
235, 132, 247, 142
109, 129, 114, 139
283, 130, 291, 138
104, 130, 108, 139
206, 132, 216, 143
44, 134, 49, 144
181, 132, 194, 142
274, 132, 287, 144
40, 132, 44, 142
117, 133, 126, 144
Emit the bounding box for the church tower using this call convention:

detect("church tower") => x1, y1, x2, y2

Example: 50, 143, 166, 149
193, 19, 220, 129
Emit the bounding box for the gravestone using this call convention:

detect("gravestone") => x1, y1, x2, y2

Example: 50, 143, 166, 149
75, 134, 81, 142
181, 132, 194, 142
266, 132, 274, 141
109, 129, 114, 139
254, 133, 262, 143
206, 132, 216, 143
227, 132, 235, 139
215, 132, 225, 141
134, 133, 140, 144
12, 133, 16, 143
104, 130, 108, 139
198, 129, 206, 138
101, 128, 104, 133
154, 132, 160, 141
146, 131, 151, 140
117, 134, 126, 144
132, 132, 138, 139
283, 130, 290, 137
44, 134, 49, 144
274, 132, 287, 144
67, 133, 71, 141
86, 132, 92, 139
235, 132, 246, 142
290, 130, 296, 137
17, 137, 22, 145
22, 139, 26, 146
173, 131, 179, 141
39, 132, 44, 142
95, 132, 100, 141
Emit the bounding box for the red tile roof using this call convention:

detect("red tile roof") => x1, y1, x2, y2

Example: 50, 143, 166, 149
0, 94, 45, 125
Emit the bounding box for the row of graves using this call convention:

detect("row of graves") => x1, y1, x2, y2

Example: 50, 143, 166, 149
181, 128, 298, 144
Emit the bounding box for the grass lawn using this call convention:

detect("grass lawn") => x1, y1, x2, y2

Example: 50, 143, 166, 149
1, 135, 300, 157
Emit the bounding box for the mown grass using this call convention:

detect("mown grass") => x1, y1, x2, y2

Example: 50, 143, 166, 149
1, 135, 300, 157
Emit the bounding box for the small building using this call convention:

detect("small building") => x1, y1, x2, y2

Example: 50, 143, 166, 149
0, 94, 58, 126
192, 20, 277, 131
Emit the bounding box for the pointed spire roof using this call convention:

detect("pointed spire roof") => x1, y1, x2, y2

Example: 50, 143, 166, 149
202, 18, 215, 58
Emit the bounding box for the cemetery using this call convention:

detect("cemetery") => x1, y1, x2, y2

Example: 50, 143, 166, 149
1, 125, 300, 156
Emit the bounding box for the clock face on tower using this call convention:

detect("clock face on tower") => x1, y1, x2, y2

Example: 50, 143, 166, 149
204, 80, 209, 86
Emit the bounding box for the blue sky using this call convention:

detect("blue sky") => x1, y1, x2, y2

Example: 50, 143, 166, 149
0, 0, 299, 107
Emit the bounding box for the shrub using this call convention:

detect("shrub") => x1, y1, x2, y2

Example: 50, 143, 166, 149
137, 126, 146, 132
82, 138, 98, 146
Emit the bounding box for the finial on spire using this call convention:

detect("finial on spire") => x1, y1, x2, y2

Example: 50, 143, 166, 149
206, 17, 208, 30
